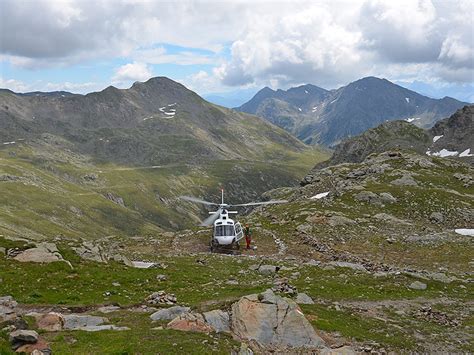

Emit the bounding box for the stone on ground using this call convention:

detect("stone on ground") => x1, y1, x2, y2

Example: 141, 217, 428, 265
150, 306, 190, 321
63, 314, 107, 330
258, 265, 279, 275
9, 329, 39, 349
13, 243, 64, 264
231, 289, 325, 348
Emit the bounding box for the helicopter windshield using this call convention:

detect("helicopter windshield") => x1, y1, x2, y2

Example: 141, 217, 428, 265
215, 225, 235, 237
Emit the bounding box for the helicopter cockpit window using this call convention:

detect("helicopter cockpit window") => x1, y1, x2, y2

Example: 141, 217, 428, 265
215, 225, 235, 236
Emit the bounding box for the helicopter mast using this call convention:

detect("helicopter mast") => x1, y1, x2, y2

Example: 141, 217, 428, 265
221, 188, 224, 205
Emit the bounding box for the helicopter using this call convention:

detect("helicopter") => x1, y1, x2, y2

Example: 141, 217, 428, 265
180, 190, 287, 252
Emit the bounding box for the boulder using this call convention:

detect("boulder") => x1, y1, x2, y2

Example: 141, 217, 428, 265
167, 312, 213, 333
391, 175, 418, 186
146, 291, 177, 305
13, 243, 63, 264
328, 216, 356, 227
429, 212, 445, 224
0, 295, 18, 322
373, 213, 411, 225
409, 281, 427, 290
9, 330, 39, 350
231, 289, 325, 348
63, 314, 107, 330
37, 312, 64, 331
203, 309, 230, 333
258, 265, 279, 276
296, 293, 314, 305
327, 261, 367, 272
150, 306, 190, 321
73, 242, 107, 263
379, 192, 397, 204
15, 338, 50, 354
354, 191, 379, 204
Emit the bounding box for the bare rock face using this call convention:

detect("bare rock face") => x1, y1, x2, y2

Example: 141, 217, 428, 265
150, 306, 190, 321
231, 289, 325, 349
73, 242, 108, 263
203, 309, 230, 333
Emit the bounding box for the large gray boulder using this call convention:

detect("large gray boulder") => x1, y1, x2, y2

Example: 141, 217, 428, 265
9, 330, 39, 349
150, 306, 190, 321
203, 309, 230, 333
231, 289, 325, 349
13, 243, 64, 264
258, 265, 279, 276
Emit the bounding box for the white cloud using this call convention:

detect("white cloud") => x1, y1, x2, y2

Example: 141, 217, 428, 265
131, 47, 213, 66
112, 62, 153, 86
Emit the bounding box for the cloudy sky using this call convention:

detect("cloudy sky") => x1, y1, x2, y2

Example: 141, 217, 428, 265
0, 0, 473, 104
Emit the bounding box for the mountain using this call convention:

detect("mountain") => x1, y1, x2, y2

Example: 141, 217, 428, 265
0, 77, 328, 237
0, 77, 316, 166
303, 105, 473, 174
236, 77, 470, 146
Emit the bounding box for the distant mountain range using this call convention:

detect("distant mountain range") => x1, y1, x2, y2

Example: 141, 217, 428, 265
0, 77, 311, 166
236, 77, 470, 147
306, 105, 473, 173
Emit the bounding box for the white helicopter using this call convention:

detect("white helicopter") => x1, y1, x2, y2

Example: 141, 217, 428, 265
180, 190, 286, 252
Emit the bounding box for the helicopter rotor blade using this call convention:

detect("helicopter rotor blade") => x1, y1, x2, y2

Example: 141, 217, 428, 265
200, 209, 221, 227
180, 195, 219, 206
230, 199, 288, 207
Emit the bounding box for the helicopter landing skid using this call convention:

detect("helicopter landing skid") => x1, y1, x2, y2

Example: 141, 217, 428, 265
210, 241, 241, 255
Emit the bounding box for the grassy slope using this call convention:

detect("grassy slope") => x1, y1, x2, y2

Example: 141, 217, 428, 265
0, 138, 328, 240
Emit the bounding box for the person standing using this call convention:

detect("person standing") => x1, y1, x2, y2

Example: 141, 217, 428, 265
244, 224, 252, 249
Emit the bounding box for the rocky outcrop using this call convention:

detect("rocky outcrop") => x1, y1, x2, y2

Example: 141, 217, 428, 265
231, 289, 325, 349
203, 310, 230, 333
73, 242, 107, 263
167, 312, 214, 333
146, 291, 177, 305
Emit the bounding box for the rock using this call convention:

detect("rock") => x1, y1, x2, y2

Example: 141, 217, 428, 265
104, 192, 125, 206
354, 191, 379, 204
373, 213, 411, 225
13, 243, 64, 264
37, 312, 64, 331
150, 306, 190, 321
327, 261, 367, 272
296, 224, 312, 234
73, 242, 107, 263
203, 310, 230, 333
328, 215, 356, 227
296, 293, 314, 305
391, 175, 418, 186
320, 345, 356, 354
146, 291, 177, 305
236, 342, 254, 355
226, 279, 239, 285
16, 338, 51, 354
272, 278, 297, 295
156, 274, 167, 281
429, 212, 445, 224
63, 314, 107, 330
379, 192, 397, 204
258, 265, 279, 276
167, 312, 213, 333
0, 295, 18, 322
409, 281, 427, 290
430, 272, 454, 283
97, 306, 121, 314
9, 330, 39, 349
111, 254, 133, 267
231, 289, 325, 348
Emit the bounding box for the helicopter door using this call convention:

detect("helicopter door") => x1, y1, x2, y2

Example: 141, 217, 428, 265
235, 222, 244, 242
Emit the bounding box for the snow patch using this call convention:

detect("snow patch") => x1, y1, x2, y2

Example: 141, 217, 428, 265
330, 99, 337, 104
433, 135, 443, 143
459, 149, 473, 157
131, 261, 155, 269
431, 149, 459, 157
298, 107, 302, 112
310, 191, 330, 199
312, 106, 318, 112
405, 97, 410, 103
454, 229, 474, 236
158, 104, 177, 118
405, 117, 420, 123
2, 141, 16, 145
304, 90, 308, 94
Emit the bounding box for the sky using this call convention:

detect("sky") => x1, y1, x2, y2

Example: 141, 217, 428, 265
0, 0, 473, 106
